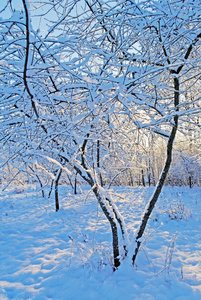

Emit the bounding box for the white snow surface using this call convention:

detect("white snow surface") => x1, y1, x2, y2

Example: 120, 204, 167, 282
0, 185, 201, 300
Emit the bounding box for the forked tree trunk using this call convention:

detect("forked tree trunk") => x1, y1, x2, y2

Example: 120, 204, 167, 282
60, 153, 123, 269
106, 196, 128, 257
93, 186, 120, 269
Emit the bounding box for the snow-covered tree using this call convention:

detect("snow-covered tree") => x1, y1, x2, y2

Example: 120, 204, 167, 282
0, 0, 201, 269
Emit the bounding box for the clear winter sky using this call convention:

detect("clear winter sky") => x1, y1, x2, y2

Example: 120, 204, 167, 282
0, 0, 58, 33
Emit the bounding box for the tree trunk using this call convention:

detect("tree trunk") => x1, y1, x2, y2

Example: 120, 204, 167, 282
97, 140, 104, 186
93, 186, 120, 269
74, 172, 77, 194
141, 169, 145, 187
189, 175, 192, 188
132, 77, 179, 265
60, 153, 122, 269
55, 169, 62, 212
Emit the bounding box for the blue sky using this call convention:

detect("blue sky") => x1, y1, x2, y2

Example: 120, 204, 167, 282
0, 0, 58, 33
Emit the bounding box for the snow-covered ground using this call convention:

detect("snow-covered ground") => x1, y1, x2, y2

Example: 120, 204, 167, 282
0, 185, 200, 299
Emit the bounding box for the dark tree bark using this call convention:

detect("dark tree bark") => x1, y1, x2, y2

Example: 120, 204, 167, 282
97, 140, 104, 187
132, 77, 179, 266
22, 0, 39, 119
48, 179, 54, 199
74, 172, 77, 195
189, 175, 192, 189
93, 187, 120, 269
55, 169, 62, 212
60, 142, 122, 269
